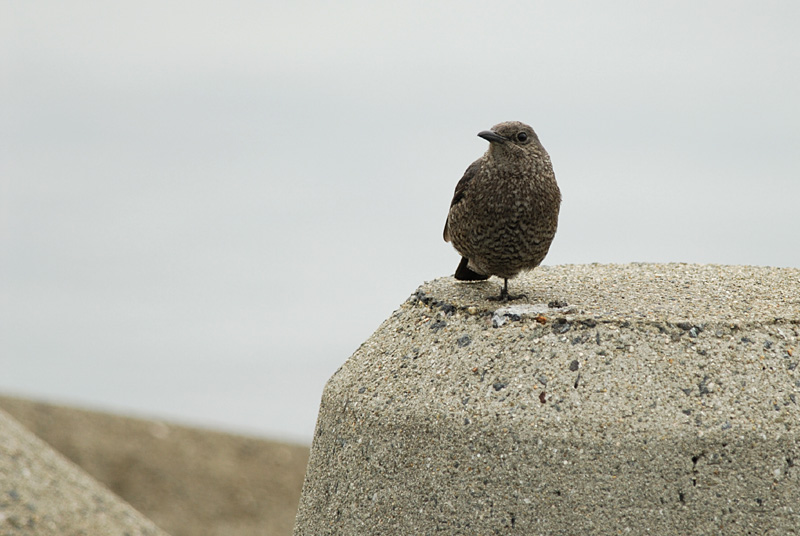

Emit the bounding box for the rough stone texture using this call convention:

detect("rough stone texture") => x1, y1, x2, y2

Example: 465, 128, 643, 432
294, 263, 800, 535
0, 407, 169, 536
0, 396, 309, 536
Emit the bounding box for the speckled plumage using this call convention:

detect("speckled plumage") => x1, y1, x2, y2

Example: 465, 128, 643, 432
444, 121, 561, 299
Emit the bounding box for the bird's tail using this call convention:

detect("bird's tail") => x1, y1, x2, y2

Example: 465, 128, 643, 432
454, 257, 490, 281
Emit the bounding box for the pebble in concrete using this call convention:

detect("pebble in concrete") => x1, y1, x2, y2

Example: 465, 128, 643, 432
294, 263, 800, 535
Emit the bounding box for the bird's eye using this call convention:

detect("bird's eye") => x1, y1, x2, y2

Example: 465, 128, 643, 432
516, 132, 528, 142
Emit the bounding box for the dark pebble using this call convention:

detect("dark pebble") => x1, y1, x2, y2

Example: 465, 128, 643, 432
698, 376, 712, 395
430, 320, 447, 332
552, 319, 571, 334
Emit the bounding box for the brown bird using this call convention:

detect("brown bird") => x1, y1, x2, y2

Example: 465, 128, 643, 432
443, 121, 561, 301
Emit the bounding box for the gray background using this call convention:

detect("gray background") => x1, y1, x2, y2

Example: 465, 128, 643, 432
3, 1, 799, 443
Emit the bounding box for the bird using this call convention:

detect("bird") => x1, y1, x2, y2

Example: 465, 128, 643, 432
443, 121, 561, 301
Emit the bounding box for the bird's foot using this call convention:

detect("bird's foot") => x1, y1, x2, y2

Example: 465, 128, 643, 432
488, 291, 527, 302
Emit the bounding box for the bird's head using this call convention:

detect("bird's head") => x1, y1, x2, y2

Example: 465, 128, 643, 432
478, 121, 543, 159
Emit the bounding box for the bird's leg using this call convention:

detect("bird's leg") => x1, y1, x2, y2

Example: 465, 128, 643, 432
488, 278, 526, 302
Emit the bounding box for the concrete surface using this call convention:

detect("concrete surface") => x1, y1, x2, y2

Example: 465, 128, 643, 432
0, 407, 169, 536
294, 263, 800, 535
0, 396, 309, 536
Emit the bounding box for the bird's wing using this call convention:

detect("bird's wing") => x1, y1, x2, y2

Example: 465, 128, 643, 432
443, 159, 482, 242
449, 159, 481, 208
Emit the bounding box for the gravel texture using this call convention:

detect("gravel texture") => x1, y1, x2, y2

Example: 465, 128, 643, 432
294, 263, 800, 535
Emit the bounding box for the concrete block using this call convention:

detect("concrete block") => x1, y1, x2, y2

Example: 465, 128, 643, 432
294, 264, 800, 535
0, 408, 169, 535
0, 395, 309, 536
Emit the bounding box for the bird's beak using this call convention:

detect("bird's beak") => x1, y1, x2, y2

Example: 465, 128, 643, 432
477, 130, 507, 144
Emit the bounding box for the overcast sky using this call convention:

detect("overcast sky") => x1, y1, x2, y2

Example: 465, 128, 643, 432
2, 2, 799, 443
